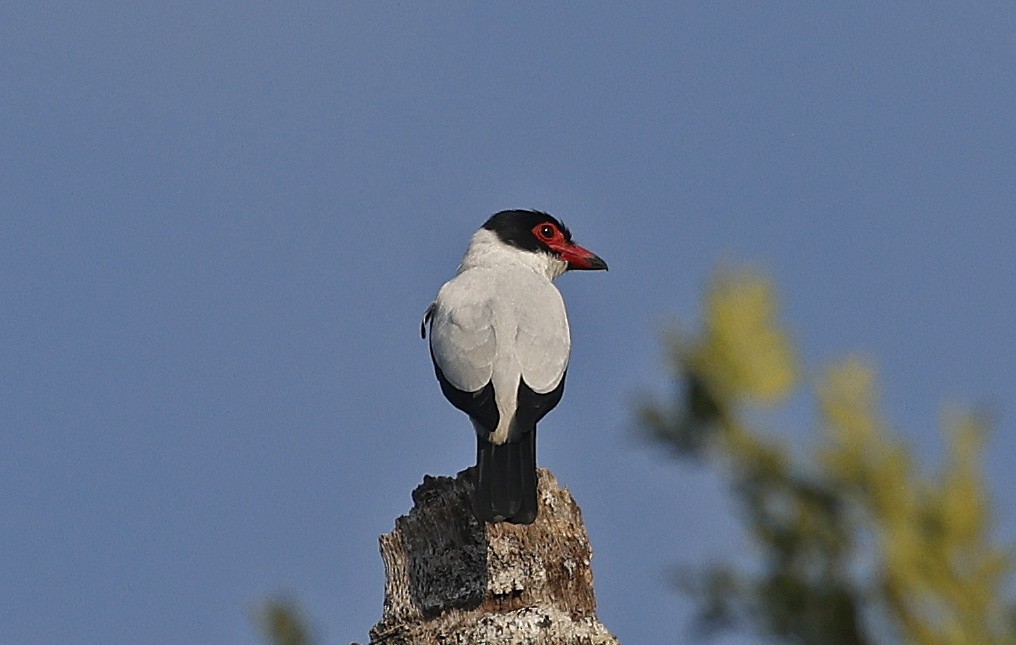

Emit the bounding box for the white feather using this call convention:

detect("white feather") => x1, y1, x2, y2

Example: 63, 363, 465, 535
428, 228, 571, 444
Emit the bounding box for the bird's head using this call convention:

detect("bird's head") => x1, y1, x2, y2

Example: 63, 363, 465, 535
468, 210, 608, 278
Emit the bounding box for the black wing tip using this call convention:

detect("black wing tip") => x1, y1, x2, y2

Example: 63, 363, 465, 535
421, 303, 435, 339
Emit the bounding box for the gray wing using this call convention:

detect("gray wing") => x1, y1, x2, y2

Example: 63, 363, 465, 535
512, 277, 571, 394
427, 274, 497, 394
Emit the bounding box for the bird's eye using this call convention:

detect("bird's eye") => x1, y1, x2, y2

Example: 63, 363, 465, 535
539, 225, 555, 239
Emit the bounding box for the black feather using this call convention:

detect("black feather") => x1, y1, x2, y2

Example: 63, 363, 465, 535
471, 374, 565, 524
421, 303, 435, 339
481, 209, 572, 254
432, 364, 499, 434
473, 429, 538, 524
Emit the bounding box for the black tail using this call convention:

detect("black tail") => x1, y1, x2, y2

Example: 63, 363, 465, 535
473, 429, 538, 525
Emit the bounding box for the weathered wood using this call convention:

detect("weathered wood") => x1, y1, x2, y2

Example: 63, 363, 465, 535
369, 468, 620, 645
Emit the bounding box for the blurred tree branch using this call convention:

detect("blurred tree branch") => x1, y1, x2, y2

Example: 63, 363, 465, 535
639, 269, 1014, 644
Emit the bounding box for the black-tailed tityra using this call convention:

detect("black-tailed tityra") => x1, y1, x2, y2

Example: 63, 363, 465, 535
421, 210, 607, 524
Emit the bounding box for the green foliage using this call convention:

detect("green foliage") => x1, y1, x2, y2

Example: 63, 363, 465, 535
256, 599, 313, 645
640, 269, 1015, 644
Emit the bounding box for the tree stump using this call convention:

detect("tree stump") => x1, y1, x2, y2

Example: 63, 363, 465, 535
368, 467, 620, 645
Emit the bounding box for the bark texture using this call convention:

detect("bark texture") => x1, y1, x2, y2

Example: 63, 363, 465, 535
368, 467, 620, 645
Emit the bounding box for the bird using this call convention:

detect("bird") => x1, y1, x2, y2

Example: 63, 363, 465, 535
421, 209, 607, 524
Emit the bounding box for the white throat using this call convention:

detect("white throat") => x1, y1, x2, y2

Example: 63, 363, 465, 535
457, 229, 568, 281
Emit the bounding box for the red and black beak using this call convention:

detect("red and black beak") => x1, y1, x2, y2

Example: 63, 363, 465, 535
557, 242, 608, 271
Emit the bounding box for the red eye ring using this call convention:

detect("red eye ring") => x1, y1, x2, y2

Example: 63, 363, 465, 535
539, 224, 555, 239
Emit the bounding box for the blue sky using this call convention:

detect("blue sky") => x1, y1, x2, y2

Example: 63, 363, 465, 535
3, 4, 1015, 644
